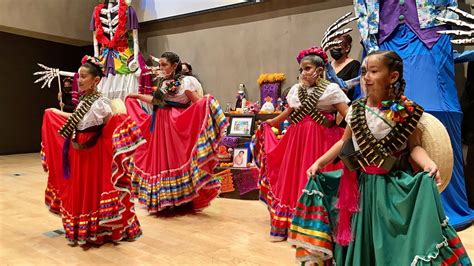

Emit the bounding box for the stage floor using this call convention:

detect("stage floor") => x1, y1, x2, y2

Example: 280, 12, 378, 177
1, 153, 472, 265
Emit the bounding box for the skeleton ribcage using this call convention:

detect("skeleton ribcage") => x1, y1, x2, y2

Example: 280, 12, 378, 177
100, 4, 120, 41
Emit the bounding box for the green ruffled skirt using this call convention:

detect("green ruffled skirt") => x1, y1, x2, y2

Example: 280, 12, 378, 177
289, 170, 471, 266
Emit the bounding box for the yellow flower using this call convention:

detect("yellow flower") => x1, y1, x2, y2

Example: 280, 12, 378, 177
257, 73, 286, 85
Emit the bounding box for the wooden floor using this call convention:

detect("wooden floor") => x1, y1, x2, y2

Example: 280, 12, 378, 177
0, 153, 473, 265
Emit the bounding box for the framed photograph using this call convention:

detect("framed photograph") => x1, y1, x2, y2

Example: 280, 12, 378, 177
228, 115, 255, 137
233, 148, 249, 168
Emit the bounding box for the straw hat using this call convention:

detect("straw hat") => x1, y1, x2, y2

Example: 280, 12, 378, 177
416, 113, 453, 192
110, 98, 127, 114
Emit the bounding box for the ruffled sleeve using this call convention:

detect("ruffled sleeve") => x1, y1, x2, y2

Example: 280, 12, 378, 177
91, 97, 113, 124
181, 76, 204, 97
77, 97, 113, 130
317, 83, 350, 112
286, 84, 301, 108
126, 6, 139, 30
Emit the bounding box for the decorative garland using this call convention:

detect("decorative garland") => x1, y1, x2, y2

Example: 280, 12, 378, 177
349, 97, 423, 169
257, 73, 286, 85
58, 92, 102, 138
93, 0, 128, 51
289, 78, 333, 127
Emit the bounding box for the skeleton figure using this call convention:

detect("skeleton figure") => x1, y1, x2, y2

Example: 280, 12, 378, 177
321, 12, 360, 90
90, 0, 142, 99
321, 12, 358, 51
437, 5, 474, 45
34, 0, 145, 101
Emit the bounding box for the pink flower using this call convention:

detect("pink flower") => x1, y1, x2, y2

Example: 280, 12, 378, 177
296, 46, 328, 64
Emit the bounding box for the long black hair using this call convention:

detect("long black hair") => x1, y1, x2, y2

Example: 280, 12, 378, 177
161, 52, 183, 79
81, 61, 104, 78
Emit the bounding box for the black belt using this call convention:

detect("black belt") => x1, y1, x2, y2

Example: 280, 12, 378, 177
338, 139, 410, 172
72, 125, 103, 149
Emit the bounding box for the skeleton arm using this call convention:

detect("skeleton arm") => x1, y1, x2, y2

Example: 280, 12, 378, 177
128, 29, 140, 72
321, 12, 358, 51
321, 12, 360, 88
33, 64, 76, 111
93, 31, 99, 57
437, 6, 474, 45
33, 64, 75, 89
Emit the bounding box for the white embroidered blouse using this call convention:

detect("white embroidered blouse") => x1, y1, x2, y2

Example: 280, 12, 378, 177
163, 76, 204, 104
76, 96, 113, 130
286, 82, 350, 112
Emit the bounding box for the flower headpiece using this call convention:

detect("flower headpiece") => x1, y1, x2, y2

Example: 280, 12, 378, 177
296, 46, 328, 64
81, 55, 104, 74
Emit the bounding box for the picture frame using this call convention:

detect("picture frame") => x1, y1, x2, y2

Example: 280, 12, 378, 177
228, 115, 255, 137
233, 148, 249, 168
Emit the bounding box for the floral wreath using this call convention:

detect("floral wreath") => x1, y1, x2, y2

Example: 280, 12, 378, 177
296, 46, 328, 64
81, 55, 104, 75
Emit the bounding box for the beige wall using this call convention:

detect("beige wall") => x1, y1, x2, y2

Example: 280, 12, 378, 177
0, 0, 95, 45
140, 1, 360, 105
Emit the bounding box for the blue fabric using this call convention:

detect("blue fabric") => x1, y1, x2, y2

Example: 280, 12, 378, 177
325, 62, 348, 89
454, 50, 474, 64
379, 24, 474, 228
430, 111, 474, 228
379, 24, 460, 112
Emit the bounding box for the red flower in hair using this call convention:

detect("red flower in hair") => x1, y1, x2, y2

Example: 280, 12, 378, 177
296, 46, 328, 64
81, 55, 90, 65
81, 55, 104, 72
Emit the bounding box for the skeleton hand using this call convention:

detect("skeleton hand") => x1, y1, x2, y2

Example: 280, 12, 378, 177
33, 63, 60, 89
321, 12, 358, 51
437, 6, 474, 45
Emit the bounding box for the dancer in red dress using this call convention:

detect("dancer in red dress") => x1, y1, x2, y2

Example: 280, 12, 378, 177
42, 56, 145, 245
255, 47, 352, 241
126, 52, 228, 213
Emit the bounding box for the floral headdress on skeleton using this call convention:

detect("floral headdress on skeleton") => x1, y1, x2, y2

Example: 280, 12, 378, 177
296, 46, 328, 64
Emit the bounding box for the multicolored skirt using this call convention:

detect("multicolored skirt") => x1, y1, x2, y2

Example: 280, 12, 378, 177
255, 116, 346, 240
41, 110, 145, 245
289, 170, 472, 265
125, 95, 228, 213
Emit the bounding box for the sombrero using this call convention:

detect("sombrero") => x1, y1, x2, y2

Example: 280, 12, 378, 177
416, 113, 453, 192
110, 98, 127, 114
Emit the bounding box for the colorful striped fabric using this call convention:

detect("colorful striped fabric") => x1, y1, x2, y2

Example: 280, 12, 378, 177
254, 126, 292, 239
45, 184, 61, 215
411, 221, 472, 265
40, 144, 48, 172
131, 96, 229, 212
61, 116, 145, 245
42, 143, 63, 215
288, 172, 341, 264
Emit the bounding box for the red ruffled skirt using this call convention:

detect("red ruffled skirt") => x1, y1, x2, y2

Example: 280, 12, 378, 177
41, 110, 145, 245
125, 95, 228, 213
255, 116, 347, 240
